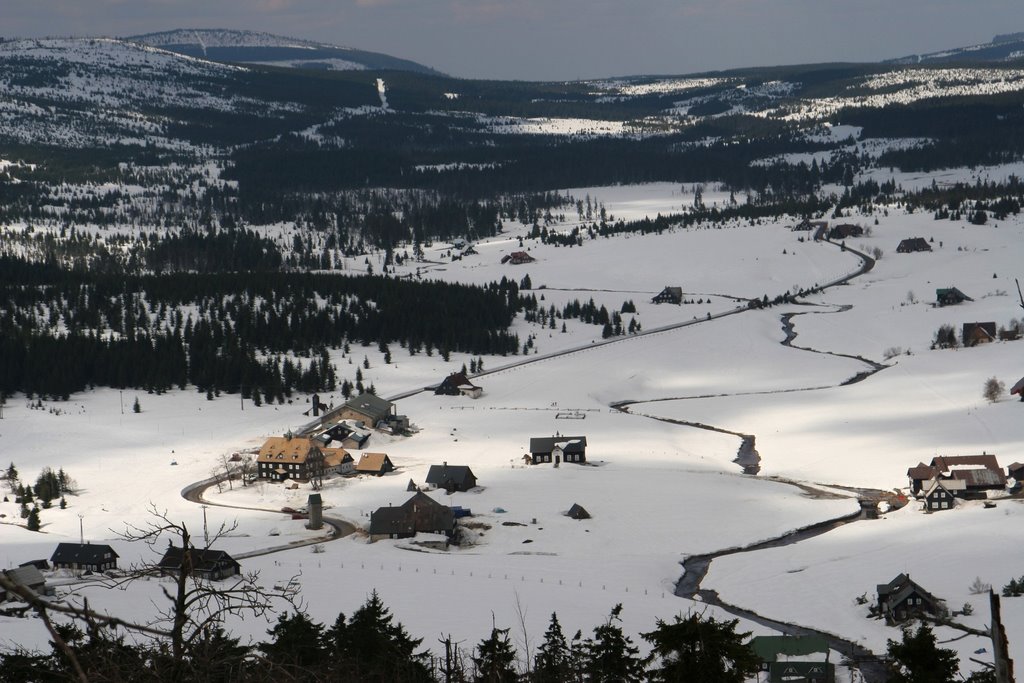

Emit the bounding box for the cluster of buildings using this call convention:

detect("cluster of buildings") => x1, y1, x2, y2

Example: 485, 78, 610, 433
3, 541, 242, 605
906, 453, 1014, 512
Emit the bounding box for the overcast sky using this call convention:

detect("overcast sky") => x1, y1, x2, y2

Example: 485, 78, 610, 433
3, 1, 1021, 80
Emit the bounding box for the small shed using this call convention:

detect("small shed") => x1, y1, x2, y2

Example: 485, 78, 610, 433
1, 565, 50, 602
566, 503, 591, 520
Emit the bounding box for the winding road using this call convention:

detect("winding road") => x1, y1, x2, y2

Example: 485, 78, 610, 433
180, 235, 895, 678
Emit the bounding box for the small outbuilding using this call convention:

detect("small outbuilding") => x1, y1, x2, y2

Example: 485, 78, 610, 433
566, 503, 591, 520
750, 635, 834, 683
1, 565, 51, 602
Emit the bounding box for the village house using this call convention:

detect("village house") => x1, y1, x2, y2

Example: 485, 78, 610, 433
50, 543, 119, 573
435, 371, 483, 398
156, 546, 241, 581
750, 635, 834, 683
651, 286, 683, 305
936, 287, 973, 306
530, 435, 587, 464
355, 452, 395, 476
962, 322, 997, 347
256, 435, 325, 482
425, 463, 477, 493
503, 251, 535, 265
828, 223, 863, 240
323, 447, 354, 475
896, 237, 932, 253
333, 393, 400, 430
876, 573, 942, 623
368, 492, 456, 541
922, 477, 963, 511
907, 453, 1005, 498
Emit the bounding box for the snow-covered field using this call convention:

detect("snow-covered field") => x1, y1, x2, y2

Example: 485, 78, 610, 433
3, 179, 1024, 679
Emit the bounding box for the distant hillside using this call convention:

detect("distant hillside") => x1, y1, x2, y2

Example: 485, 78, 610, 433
887, 32, 1024, 65
129, 28, 444, 76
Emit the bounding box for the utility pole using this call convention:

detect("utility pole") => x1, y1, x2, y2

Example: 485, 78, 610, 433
120, 390, 124, 415
78, 514, 84, 544
201, 505, 209, 548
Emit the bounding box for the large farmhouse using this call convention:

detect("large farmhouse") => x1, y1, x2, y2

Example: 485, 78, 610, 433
156, 546, 241, 581
530, 436, 587, 464
257, 435, 325, 481
51, 543, 119, 573
369, 492, 456, 541
907, 454, 1005, 499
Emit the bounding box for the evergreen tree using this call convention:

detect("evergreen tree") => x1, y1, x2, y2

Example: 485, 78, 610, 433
534, 612, 572, 683
642, 612, 759, 682
886, 623, 959, 683
581, 605, 645, 682
340, 591, 432, 682
26, 506, 40, 531
473, 626, 518, 683
259, 611, 327, 673
4, 463, 17, 494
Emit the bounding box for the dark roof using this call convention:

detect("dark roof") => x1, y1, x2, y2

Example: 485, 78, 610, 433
897, 237, 932, 252
343, 393, 394, 421
530, 436, 587, 454
962, 322, 996, 342
156, 546, 240, 574
931, 454, 1005, 486
51, 543, 118, 566
877, 573, 939, 608
907, 463, 936, 480
425, 464, 476, 488
567, 503, 591, 520
369, 492, 454, 536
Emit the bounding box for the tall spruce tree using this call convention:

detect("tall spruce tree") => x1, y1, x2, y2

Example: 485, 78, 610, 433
473, 626, 519, 683
581, 605, 645, 682
641, 611, 759, 682
533, 612, 573, 683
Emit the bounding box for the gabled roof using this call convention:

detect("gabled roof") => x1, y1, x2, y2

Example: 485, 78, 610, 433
907, 463, 936, 480
369, 492, 454, 536
51, 542, 118, 566
355, 452, 392, 473
567, 503, 591, 520
425, 464, 476, 487
322, 447, 352, 469
156, 546, 240, 574
257, 436, 320, 464
343, 393, 394, 421
4, 565, 46, 591
923, 477, 965, 497
530, 436, 587, 454
877, 573, 939, 608
931, 454, 1005, 486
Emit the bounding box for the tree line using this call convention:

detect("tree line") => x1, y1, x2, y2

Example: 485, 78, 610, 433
0, 260, 525, 400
